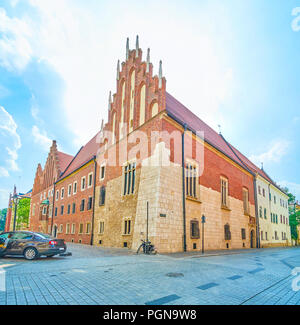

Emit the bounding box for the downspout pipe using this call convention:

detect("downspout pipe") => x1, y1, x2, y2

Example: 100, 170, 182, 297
50, 182, 56, 235
182, 124, 187, 252
253, 177, 260, 248
90, 156, 97, 246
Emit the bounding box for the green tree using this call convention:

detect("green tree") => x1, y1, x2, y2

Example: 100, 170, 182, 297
0, 209, 7, 232
16, 198, 30, 230
282, 187, 297, 215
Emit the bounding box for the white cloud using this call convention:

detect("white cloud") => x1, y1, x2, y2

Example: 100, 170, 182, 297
0, 106, 21, 176
0, 188, 10, 209
249, 140, 290, 166
31, 125, 52, 151
0, 167, 9, 178
0, 8, 33, 71
0, 0, 235, 146
278, 181, 300, 200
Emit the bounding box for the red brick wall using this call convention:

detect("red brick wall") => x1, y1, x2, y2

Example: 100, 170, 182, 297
54, 161, 96, 245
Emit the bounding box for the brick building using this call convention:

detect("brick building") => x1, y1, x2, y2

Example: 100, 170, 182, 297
28, 36, 291, 253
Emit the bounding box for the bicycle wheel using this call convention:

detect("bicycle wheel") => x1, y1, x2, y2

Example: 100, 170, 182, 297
136, 244, 143, 254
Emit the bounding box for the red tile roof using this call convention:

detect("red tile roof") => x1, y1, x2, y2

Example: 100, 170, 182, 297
165, 92, 281, 190
57, 151, 74, 174
58, 132, 100, 180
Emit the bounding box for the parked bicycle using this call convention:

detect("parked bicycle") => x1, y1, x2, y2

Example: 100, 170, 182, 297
136, 239, 157, 255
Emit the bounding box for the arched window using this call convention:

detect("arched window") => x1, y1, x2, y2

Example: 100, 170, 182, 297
129, 70, 135, 132
151, 102, 158, 118
112, 112, 116, 144
120, 80, 125, 140
139, 84, 146, 126
224, 224, 231, 240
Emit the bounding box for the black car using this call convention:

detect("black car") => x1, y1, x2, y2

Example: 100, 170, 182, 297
0, 231, 67, 260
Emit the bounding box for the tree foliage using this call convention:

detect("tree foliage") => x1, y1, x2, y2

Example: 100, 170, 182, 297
0, 209, 7, 232
16, 198, 30, 230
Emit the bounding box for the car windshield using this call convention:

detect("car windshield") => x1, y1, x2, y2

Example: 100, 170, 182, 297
35, 232, 52, 239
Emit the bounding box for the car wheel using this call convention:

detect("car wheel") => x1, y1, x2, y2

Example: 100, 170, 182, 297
24, 247, 39, 260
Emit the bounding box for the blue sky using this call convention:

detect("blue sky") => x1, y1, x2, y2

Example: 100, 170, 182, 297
0, 0, 300, 208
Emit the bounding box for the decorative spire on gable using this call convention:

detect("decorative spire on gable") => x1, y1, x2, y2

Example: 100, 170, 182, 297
101, 118, 104, 132
135, 35, 139, 57
146, 48, 150, 73
158, 60, 163, 88
108, 91, 112, 110
126, 37, 129, 61
117, 60, 120, 81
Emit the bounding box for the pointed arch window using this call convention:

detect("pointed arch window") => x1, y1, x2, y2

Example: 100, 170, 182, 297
139, 84, 146, 126
129, 70, 135, 132
151, 102, 158, 118
120, 80, 126, 140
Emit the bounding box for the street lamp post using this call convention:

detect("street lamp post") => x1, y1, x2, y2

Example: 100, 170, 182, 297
201, 215, 206, 254
12, 194, 20, 231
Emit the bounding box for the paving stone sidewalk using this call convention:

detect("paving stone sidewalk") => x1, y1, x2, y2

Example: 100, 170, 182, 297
1, 244, 300, 305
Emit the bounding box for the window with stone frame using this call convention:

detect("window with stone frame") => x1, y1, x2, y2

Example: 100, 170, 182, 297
71, 223, 75, 234
100, 165, 105, 180
99, 186, 106, 206
186, 163, 197, 198
61, 188, 65, 199
72, 203, 76, 214
241, 228, 246, 240
264, 208, 267, 219
243, 188, 250, 214
60, 205, 64, 215
224, 224, 231, 240
59, 224, 63, 233
221, 177, 229, 207
265, 232, 268, 240
86, 223, 91, 234
261, 231, 264, 240
80, 199, 85, 211
67, 204, 71, 215
79, 223, 83, 234
73, 181, 77, 194
259, 206, 262, 218
88, 173, 93, 188
190, 220, 200, 239
81, 176, 86, 191
66, 223, 70, 234
68, 184, 72, 197
123, 218, 131, 235
99, 221, 105, 234
123, 162, 136, 195
87, 196, 93, 210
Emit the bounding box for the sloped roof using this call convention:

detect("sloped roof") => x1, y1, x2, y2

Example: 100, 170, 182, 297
57, 151, 74, 173
165, 92, 283, 192
58, 132, 100, 181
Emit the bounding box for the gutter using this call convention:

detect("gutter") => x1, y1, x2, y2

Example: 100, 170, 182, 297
90, 156, 97, 246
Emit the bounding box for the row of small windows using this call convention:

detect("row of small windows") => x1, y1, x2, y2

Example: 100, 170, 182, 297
258, 186, 288, 208
270, 213, 289, 225
261, 231, 287, 241
54, 197, 93, 216
57, 223, 91, 235
98, 219, 131, 235
55, 173, 94, 202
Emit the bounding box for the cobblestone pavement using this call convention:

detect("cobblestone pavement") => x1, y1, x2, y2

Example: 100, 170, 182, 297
1, 244, 300, 305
